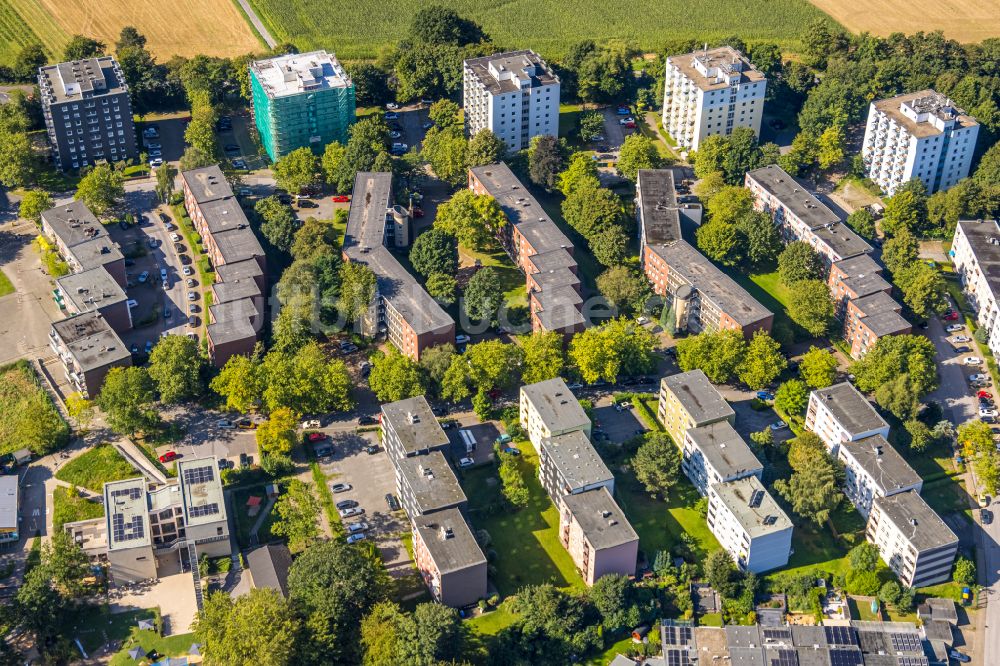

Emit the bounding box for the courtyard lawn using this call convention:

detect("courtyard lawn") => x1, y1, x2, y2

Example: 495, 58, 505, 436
55, 443, 137, 493
468, 607, 519, 636
458, 244, 528, 309
108, 629, 196, 666
723, 268, 806, 340
781, 523, 851, 578
614, 473, 720, 559
233, 484, 277, 549
848, 597, 881, 622
462, 446, 585, 596
52, 486, 104, 530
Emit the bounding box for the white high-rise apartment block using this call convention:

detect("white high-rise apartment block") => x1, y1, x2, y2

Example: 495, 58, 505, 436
952, 219, 1000, 361
661, 46, 766, 152
707, 476, 792, 573
866, 490, 958, 588
861, 90, 979, 196
463, 50, 560, 152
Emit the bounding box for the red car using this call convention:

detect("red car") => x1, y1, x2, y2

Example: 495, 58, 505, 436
943, 311, 959, 321
159, 451, 178, 463
307, 432, 328, 443
331, 195, 350, 203
624, 121, 636, 129
979, 391, 993, 400
412, 207, 425, 218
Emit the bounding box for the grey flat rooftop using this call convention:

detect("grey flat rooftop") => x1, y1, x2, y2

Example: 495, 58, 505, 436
956, 219, 1000, 300
840, 435, 921, 495
104, 477, 150, 551
561, 487, 638, 551
833, 254, 882, 280
795, 647, 832, 666
872, 490, 958, 552
873, 89, 978, 139
68, 236, 124, 272
381, 395, 450, 456
51, 311, 130, 372
850, 290, 902, 316
532, 283, 583, 309
792, 626, 829, 648
922, 619, 952, 644
198, 197, 252, 235
527, 249, 578, 273
662, 369, 735, 425
810, 222, 872, 260
858, 308, 911, 337
396, 450, 467, 513
181, 165, 232, 204
178, 458, 226, 527
464, 49, 558, 95
212, 226, 265, 264
811, 382, 889, 435
207, 316, 257, 346
212, 278, 262, 305
0, 475, 18, 531
919, 598, 958, 624
39, 56, 128, 103
668, 46, 766, 92
687, 421, 763, 479
637, 169, 682, 245
216, 258, 264, 283
535, 301, 587, 331
209, 297, 259, 327
41, 200, 104, 245
711, 476, 792, 538
540, 430, 613, 491
748, 165, 840, 230
838, 271, 891, 300
412, 508, 487, 574
728, 647, 765, 666
531, 267, 580, 291
343, 172, 454, 335
57, 267, 128, 311
521, 378, 590, 434
648, 240, 772, 326
726, 625, 763, 648
250, 50, 351, 99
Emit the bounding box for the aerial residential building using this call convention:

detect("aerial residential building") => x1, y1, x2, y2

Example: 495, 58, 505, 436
381, 395, 450, 461
38, 56, 138, 171
866, 490, 959, 587
661, 46, 766, 152
559, 487, 639, 586
395, 451, 468, 518
250, 50, 355, 161
56, 267, 132, 332
49, 311, 131, 398
520, 378, 591, 448
412, 508, 487, 607
468, 164, 584, 337
837, 435, 922, 518
538, 430, 614, 504
463, 50, 560, 152
951, 219, 1000, 360
40, 201, 126, 287
658, 369, 735, 446
862, 90, 979, 196
246, 543, 293, 597
643, 240, 773, 338
746, 165, 872, 266
0, 476, 19, 544
828, 253, 891, 315
681, 421, 763, 497
636, 169, 702, 251
805, 382, 890, 453
342, 172, 455, 360
707, 476, 793, 573
842, 291, 912, 358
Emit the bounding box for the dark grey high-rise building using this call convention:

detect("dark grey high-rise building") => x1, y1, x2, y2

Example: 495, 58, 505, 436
38, 56, 138, 171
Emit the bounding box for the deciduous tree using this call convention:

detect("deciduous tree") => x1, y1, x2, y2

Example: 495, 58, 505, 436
409, 228, 457, 277
271, 479, 321, 553
558, 152, 599, 196
737, 331, 787, 389
676, 330, 747, 384
369, 348, 426, 402
97, 366, 157, 436
197, 589, 299, 666
466, 129, 505, 167
778, 241, 824, 284
147, 334, 203, 403
434, 189, 505, 250
633, 433, 681, 498
787, 279, 834, 337
596, 266, 649, 315
616, 134, 662, 181
339, 262, 376, 323
210, 350, 263, 412
464, 266, 504, 324
799, 346, 838, 388
18, 190, 52, 225
775, 378, 809, 414
774, 434, 841, 526
76, 164, 124, 215
528, 134, 563, 189
274, 146, 320, 194
520, 331, 565, 385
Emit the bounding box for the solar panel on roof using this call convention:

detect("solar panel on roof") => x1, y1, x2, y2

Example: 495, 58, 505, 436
111, 486, 142, 501
182, 465, 215, 485
764, 628, 793, 643
888, 634, 921, 653
663, 625, 693, 646
824, 626, 858, 646
896, 657, 928, 666
769, 648, 798, 666
111, 513, 145, 542
665, 648, 692, 666
828, 648, 863, 666
749, 489, 765, 507
188, 503, 220, 518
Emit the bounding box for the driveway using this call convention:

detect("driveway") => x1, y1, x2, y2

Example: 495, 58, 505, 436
600, 107, 628, 151
137, 116, 188, 165
925, 315, 978, 427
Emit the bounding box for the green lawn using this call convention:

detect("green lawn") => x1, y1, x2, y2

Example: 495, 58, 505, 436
458, 244, 528, 309
462, 446, 585, 596
108, 629, 196, 666
55, 444, 138, 493
615, 472, 719, 559
699, 612, 724, 626
468, 607, 519, 636
52, 486, 104, 531
848, 597, 881, 621
0, 269, 13, 297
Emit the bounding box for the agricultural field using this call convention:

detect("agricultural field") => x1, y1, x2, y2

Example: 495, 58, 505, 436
808, 0, 1000, 43
246, 0, 835, 60
0, 0, 261, 66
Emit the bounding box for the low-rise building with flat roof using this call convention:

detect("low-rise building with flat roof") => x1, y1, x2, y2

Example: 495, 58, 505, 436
805, 382, 890, 453
56, 266, 132, 332
843, 292, 911, 358
40, 201, 126, 287
838, 435, 922, 518
828, 254, 890, 314
520, 377, 591, 448
708, 476, 793, 573
49, 311, 131, 398
412, 508, 487, 607
0, 476, 19, 544
658, 369, 735, 446
538, 430, 614, 503
682, 421, 763, 497
381, 395, 450, 461
559, 487, 639, 585
867, 490, 958, 587
395, 451, 467, 517
103, 478, 155, 584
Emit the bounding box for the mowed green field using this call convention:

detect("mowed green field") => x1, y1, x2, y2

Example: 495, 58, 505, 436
247, 0, 835, 60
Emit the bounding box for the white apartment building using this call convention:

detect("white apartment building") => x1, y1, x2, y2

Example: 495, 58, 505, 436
805, 382, 890, 454
951, 219, 1000, 361
861, 90, 979, 196
520, 378, 590, 449
707, 476, 792, 573
867, 490, 958, 588
837, 435, 923, 518
463, 50, 560, 152
681, 421, 763, 497
661, 46, 766, 152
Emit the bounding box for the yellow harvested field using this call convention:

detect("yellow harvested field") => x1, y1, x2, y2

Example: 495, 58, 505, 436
809, 0, 1000, 43
35, 0, 261, 60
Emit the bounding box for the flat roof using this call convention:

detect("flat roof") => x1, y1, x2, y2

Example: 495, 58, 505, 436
535, 300, 587, 331
833, 254, 882, 279
662, 369, 735, 425
104, 477, 150, 551
858, 308, 911, 337
178, 458, 226, 527
41, 200, 104, 245
811, 382, 889, 435
39, 56, 128, 103
396, 450, 467, 513
0, 475, 17, 531
791, 626, 829, 648
838, 271, 892, 300
209, 297, 259, 328
413, 507, 487, 574
956, 219, 1000, 302
872, 490, 958, 552
810, 222, 872, 260
726, 625, 763, 648
464, 49, 558, 95
180, 165, 231, 204
637, 169, 688, 245
532, 267, 580, 291
51, 311, 130, 371
649, 240, 772, 326
381, 395, 450, 456
527, 249, 578, 273
207, 316, 257, 346
748, 165, 840, 230
199, 196, 252, 235
342, 172, 454, 335
69, 236, 125, 272
532, 283, 583, 309
540, 430, 613, 491
216, 258, 264, 283
251, 50, 351, 99
212, 226, 265, 264
561, 487, 639, 550
57, 267, 128, 311
212, 277, 262, 304
840, 435, 921, 494
693, 627, 730, 664
521, 378, 590, 434
873, 89, 978, 139
687, 421, 763, 479
711, 476, 792, 538
667, 46, 765, 92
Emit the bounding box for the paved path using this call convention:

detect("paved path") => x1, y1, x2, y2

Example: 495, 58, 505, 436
113, 439, 168, 484
248, 496, 276, 542
235, 0, 276, 48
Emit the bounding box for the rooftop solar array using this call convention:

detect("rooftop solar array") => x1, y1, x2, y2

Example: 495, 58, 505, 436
769, 648, 798, 666
182, 465, 215, 485
825, 626, 858, 647
763, 628, 793, 643
663, 625, 694, 646
829, 648, 863, 666
665, 648, 692, 666
111, 486, 142, 501
889, 634, 921, 653
188, 503, 220, 518
111, 513, 145, 542
895, 657, 928, 666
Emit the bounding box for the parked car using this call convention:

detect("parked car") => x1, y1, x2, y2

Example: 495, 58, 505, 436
566, 382, 584, 390
502, 446, 520, 456
955, 346, 972, 353
138, 270, 149, 283
384, 493, 400, 511
159, 451, 178, 463
149, 158, 163, 167
365, 445, 379, 455
618, 117, 634, 125
130, 343, 139, 354
346, 533, 366, 544
224, 144, 239, 153
978, 492, 990, 507
950, 650, 971, 663
756, 391, 775, 401
495, 434, 511, 445
346, 521, 368, 533
145, 340, 154, 353
942, 310, 959, 321
235, 418, 256, 430
953, 335, 972, 343
970, 374, 990, 383
946, 324, 965, 332
302, 419, 321, 429
978, 391, 993, 400
331, 195, 350, 203
217, 419, 235, 429
232, 159, 248, 170
339, 506, 364, 518
411, 207, 424, 218
126, 299, 138, 309
964, 356, 983, 365
358, 415, 377, 426
186, 278, 196, 288
770, 420, 788, 431
336, 499, 358, 510
331, 483, 352, 494
616, 106, 630, 115
458, 457, 475, 468
385, 102, 399, 110
182, 266, 193, 276
389, 131, 402, 139
980, 408, 998, 418
421, 121, 434, 130
307, 432, 327, 443
384, 112, 399, 120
